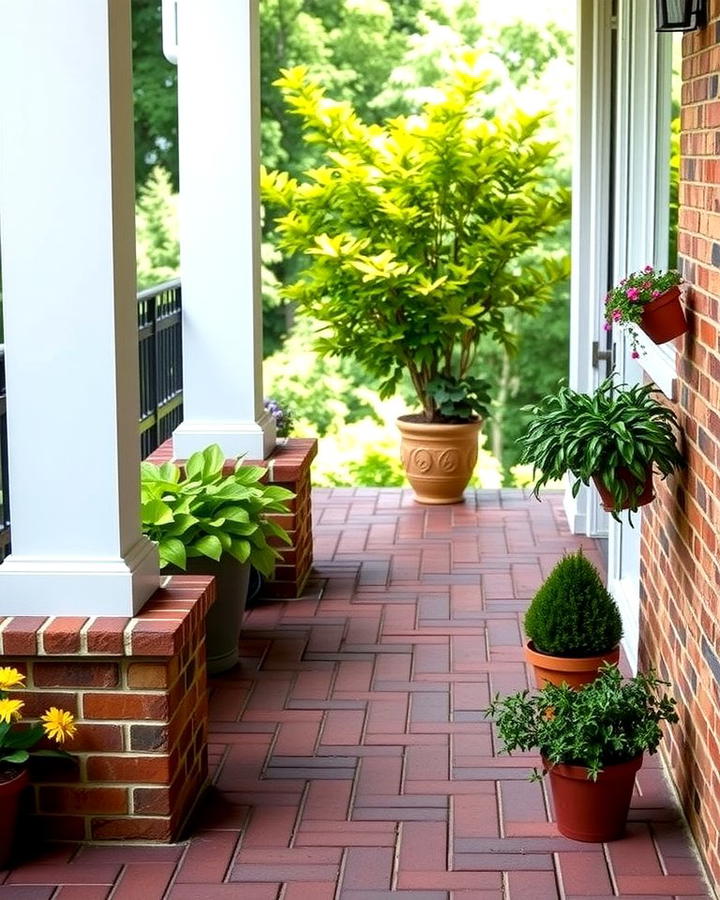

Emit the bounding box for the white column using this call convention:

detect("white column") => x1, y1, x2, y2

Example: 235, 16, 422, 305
172, 0, 275, 461
0, 0, 159, 616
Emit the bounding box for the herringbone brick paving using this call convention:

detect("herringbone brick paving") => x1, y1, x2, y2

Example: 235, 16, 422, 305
1, 489, 712, 899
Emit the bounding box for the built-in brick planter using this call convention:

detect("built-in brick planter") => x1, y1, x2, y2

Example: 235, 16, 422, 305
0, 576, 214, 842
148, 437, 318, 600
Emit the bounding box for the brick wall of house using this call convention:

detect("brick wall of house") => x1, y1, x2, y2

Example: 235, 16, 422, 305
639, 3, 720, 886
0, 578, 213, 842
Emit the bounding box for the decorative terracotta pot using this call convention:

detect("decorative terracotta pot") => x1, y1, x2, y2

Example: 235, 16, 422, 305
166, 557, 250, 675
525, 641, 621, 690
592, 466, 654, 512
397, 416, 481, 504
0, 767, 28, 868
545, 754, 643, 842
639, 285, 687, 344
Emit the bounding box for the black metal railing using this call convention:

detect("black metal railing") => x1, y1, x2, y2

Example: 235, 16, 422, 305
0, 279, 184, 560
137, 278, 184, 460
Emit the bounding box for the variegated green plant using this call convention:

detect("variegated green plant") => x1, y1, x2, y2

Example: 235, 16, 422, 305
261, 54, 570, 423
141, 444, 293, 575
517, 377, 684, 515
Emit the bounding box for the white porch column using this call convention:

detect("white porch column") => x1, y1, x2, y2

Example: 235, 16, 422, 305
172, 0, 275, 461
0, 0, 159, 615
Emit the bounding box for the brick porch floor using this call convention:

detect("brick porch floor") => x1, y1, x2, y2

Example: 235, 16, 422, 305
1, 489, 712, 899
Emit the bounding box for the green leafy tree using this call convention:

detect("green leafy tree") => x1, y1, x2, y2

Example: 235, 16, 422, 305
262, 58, 570, 422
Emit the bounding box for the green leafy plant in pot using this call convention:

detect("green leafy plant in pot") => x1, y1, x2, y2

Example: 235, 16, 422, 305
517, 376, 684, 518
486, 664, 678, 842
261, 54, 570, 504
524, 551, 623, 689
141, 445, 294, 674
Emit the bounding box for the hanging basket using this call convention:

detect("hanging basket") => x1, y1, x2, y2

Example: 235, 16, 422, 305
592, 466, 655, 512
639, 285, 687, 344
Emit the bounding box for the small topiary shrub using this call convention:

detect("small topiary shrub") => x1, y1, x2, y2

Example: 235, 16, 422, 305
524, 552, 622, 657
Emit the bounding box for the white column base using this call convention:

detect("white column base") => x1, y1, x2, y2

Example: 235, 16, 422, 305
173, 411, 276, 461
0, 537, 160, 617
563, 484, 588, 536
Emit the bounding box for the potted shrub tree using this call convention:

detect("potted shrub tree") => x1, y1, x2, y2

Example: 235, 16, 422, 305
141, 445, 294, 674
486, 664, 678, 841
261, 56, 570, 504
517, 376, 684, 516
524, 552, 623, 688
604, 265, 686, 354
0, 667, 76, 866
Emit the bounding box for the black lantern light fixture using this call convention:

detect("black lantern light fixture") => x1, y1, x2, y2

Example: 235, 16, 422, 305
656, 0, 707, 31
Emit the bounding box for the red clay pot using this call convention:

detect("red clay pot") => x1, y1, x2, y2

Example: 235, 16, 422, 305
592, 467, 654, 512
524, 641, 620, 690
639, 285, 687, 344
0, 767, 28, 868
545, 754, 643, 842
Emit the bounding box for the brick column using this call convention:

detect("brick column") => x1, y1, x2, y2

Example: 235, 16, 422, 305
0, 578, 213, 842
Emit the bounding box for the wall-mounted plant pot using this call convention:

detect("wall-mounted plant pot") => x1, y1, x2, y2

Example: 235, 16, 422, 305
592, 467, 654, 512
639, 286, 687, 344
0, 767, 28, 868
524, 641, 621, 690
545, 753, 642, 842
397, 416, 481, 504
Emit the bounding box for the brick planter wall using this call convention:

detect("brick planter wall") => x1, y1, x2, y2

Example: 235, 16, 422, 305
639, 3, 720, 887
0, 577, 213, 842
148, 437, 318, 600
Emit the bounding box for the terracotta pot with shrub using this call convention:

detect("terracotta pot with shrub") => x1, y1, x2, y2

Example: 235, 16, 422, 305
486, 664, 678, 842
262, 59, 570, 504
518, 376, 684, 518
524, 551, 622, 689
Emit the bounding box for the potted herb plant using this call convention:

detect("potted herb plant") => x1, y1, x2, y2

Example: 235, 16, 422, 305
0, 667, 76, 866
261, 57, 570, 504
517, 376, 684, 516
604, 266, 686, 355
486, 664, 678, 841
141, 445, 294, 674
524, 552, 623, 689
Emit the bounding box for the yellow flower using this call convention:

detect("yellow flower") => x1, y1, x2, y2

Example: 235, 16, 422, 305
0, 698, 24, 723
0, 667, 25, 691
41, 707, 77, 743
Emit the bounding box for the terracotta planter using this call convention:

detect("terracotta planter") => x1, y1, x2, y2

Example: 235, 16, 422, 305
0, 767, 28, 868
639, 285, 687, 344
166, 557, 250, 675
525, 641, 620, 690
397, 416, 481, 504
592, 466, 654, 512
545, 754, 642, 842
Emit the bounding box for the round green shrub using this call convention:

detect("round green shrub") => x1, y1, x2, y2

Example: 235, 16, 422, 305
524, 552, 623, 657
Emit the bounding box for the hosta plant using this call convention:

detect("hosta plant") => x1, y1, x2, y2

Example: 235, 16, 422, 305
0, 667, 76, 768
262, 55, 570, 423
604, 266, 682, 355
524, 552, 622, 657
486, 663, 678, 780
517, 376, 683, 515
141, 444, 293, 576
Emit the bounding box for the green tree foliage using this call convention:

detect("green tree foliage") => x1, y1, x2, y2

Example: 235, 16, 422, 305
524, 552, 623, 657
263, 59, 570, 421
136, 166, 179, 290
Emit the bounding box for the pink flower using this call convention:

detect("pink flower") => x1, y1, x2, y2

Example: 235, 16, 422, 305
612, 309, 622, 321
643, 265, 653, 273
631, 351, 640, 359
652, 290, 660, 299
604, 322, 612, 331
642, 281, 651, 289
626, 288, 639, 300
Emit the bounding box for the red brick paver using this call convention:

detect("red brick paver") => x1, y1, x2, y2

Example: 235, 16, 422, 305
1, 489, 712, 898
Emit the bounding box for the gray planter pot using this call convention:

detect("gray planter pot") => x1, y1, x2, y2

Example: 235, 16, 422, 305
167, 556, 250, 675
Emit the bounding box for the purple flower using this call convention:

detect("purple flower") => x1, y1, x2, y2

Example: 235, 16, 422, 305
604, 322, 612, 331
631, 351, 640, 359
643, 265, 653, 273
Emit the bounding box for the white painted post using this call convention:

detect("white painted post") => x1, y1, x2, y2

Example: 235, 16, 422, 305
0, 0, 159, 615
172, 0, 275, 462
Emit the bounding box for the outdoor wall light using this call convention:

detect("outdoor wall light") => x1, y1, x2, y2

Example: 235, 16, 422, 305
656, 0, 707, 31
